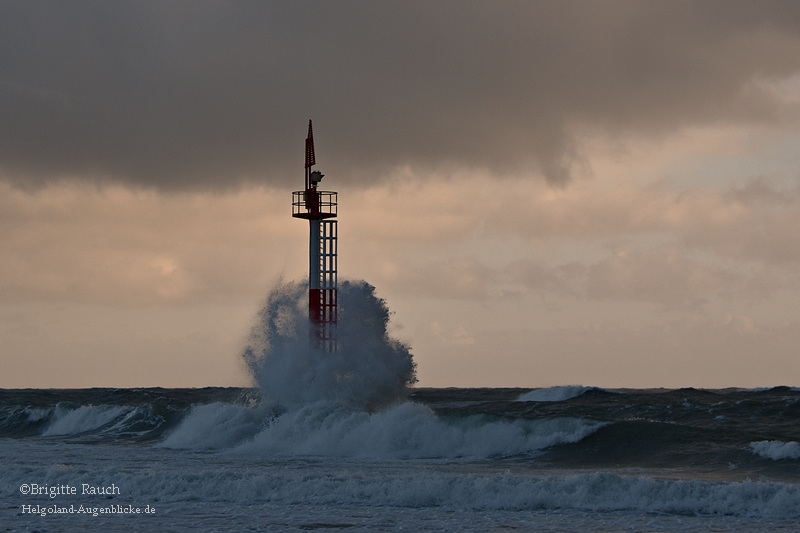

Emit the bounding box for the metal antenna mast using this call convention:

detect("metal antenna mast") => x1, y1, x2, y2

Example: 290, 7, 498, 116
292, 121, 338, 351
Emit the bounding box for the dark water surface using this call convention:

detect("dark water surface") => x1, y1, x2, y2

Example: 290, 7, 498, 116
3, 386, 800, 532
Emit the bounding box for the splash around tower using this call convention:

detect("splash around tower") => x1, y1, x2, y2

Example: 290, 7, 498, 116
242, 122, 416, 410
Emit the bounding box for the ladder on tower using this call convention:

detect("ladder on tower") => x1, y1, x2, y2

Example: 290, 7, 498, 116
310, 219, 337, 350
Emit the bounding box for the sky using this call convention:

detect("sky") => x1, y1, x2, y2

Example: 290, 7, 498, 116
2, 1, 800, 388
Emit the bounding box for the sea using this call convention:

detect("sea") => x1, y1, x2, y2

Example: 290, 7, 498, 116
2, 386, 800, 532
3, 281, 800, 532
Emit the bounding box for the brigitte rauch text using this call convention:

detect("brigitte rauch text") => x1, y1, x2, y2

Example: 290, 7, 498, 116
20, 483, 121, 498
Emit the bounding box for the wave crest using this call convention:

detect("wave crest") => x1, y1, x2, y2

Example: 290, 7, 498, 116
517, 386, 595, 402
750, 440, 800, 460
162, 400, 606, 459
242, 279, 416, 411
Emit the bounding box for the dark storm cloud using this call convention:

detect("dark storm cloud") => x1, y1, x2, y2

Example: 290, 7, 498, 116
2, 1, 800, 190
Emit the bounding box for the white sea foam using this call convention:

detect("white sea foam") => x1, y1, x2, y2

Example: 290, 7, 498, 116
517, 385, 593, 402
750, 440, 800, 460
5, 439, 800, 521
242, 401, 605, 459
164, 279, 439, 455
159, 282, 606, 459
243, 279, 416, 411
161, 400, 606, 459
42, 405, 131, 436
24, 407, 51, 422
159, 402, 272, 449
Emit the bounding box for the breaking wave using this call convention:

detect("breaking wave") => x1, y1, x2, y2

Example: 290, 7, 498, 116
242, 279, 416, 410
158, 280, 610, 459
750, 440, 800, 461
517, 385, 595, 402
42, 405, 132, 436
161, 400, 606, 459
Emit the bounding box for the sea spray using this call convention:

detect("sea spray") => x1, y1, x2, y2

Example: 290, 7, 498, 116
231, 279, 605, 459
242, 279, 417, 411
161, 281, 609, 458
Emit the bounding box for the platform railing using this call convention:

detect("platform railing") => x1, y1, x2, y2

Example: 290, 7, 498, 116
292, 190, 338, 217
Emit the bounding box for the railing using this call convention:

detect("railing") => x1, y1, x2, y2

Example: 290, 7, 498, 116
292, 190, 338, 218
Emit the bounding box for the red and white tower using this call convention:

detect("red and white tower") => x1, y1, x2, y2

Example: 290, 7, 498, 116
292, 121, 337, 350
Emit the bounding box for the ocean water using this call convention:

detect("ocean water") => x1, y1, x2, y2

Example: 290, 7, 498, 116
3, 281, 799, 531
3, 386, 800, 532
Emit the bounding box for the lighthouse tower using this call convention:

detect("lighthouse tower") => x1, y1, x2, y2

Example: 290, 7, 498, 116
292, 121, 338, 350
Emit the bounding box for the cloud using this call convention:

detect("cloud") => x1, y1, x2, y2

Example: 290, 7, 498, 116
685, 178, 800, 263
425, 321, 476, 347
4, 167, 797, 310
486, 163, 800, 265
0, 182, 304, 305
383, 257, 495, 301
504, 248, 780, 310
505, 260, 582, 297
2, 2, 800, 190
584, 248, 735, 309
